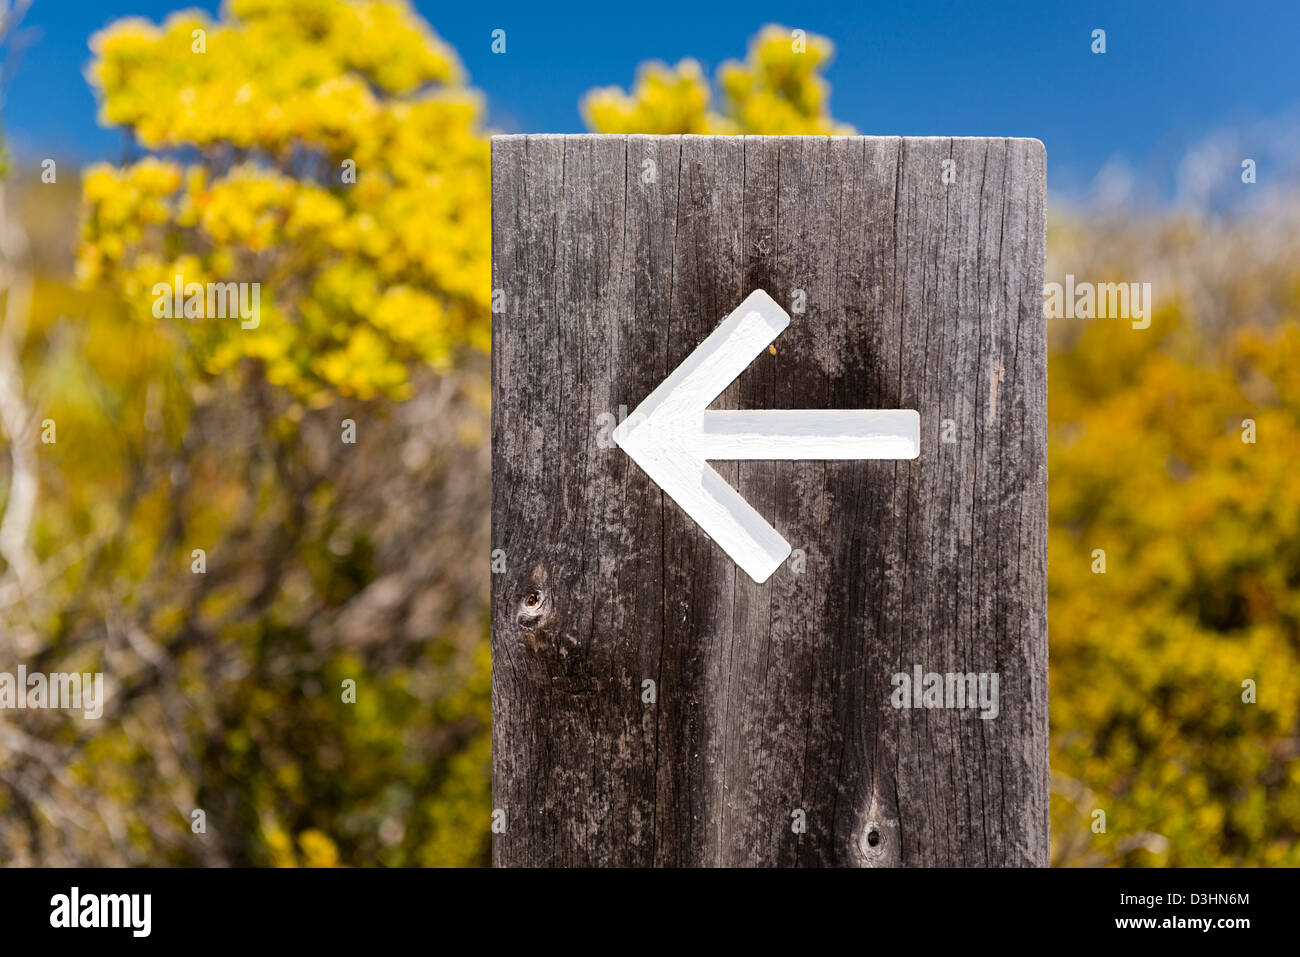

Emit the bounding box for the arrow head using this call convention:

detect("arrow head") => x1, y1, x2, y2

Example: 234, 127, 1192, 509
613, 290, 792, 583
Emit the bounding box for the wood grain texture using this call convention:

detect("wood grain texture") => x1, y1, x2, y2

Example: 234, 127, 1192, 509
491, 135, 1047, 867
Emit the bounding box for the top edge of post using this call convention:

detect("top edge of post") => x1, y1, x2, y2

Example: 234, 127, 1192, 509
489, 133, 1045, 152
488, 135, 1045, 146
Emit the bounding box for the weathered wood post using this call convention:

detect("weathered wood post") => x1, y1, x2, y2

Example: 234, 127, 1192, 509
491, 135, 1047, 866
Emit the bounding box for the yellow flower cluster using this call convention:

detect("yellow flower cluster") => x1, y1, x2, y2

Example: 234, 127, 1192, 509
583, 59, 717, 134
717, 25, 853, 135
583, 25, 853, 136
78, 0, 490, 402
1049, 310, 1300, 865
88, 0, 461, 151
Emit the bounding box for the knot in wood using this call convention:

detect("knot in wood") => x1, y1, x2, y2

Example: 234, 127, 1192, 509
516, 587, 552, 629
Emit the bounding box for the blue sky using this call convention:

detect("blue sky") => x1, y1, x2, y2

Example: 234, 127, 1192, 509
7, 0, 1300, 204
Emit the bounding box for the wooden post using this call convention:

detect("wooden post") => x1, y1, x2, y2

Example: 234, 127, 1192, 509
491, 134, 1047, 867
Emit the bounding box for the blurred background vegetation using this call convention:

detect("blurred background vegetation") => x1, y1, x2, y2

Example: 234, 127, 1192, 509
0, 0, 1296, 866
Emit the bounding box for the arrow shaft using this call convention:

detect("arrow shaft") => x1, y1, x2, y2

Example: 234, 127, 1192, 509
688, 409, 921, 460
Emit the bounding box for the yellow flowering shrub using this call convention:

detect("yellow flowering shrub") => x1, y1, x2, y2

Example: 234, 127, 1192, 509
26, 0, 495, 868
78, 0, 491, 403
1049, 308, 1300, 865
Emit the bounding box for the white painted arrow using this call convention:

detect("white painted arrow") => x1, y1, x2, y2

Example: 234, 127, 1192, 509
613, 289, 920, 584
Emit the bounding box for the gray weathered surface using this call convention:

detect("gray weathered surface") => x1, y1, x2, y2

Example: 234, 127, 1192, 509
491, 135, 1047, 866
